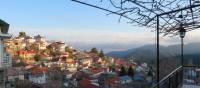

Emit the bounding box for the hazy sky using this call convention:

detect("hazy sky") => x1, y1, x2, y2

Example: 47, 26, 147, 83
0, 0, 200, 52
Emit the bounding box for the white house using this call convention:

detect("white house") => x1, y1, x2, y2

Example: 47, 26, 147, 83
34, 35, 47, 50
28, 66, 48, 84
29, 74, 47, 84
0, 19, 12, 88
25, 36, 36, 45
35, 42, 47, 50
48, 41, 66, 52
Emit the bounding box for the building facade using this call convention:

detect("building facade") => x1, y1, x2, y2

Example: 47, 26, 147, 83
0, 19, 12, 88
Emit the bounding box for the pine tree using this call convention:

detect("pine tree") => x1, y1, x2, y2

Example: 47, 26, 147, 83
34, 54, 41, 62
119, 65, 127, 76
99, 50, 105, 57
128, 66, 134, 77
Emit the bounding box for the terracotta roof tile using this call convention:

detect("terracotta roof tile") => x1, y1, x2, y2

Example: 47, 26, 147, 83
79, 79, 100, 88
106, 76, 119, 84
28, 66, 48, 75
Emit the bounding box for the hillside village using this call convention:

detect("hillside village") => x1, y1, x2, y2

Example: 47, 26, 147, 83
4, 32, 155, 88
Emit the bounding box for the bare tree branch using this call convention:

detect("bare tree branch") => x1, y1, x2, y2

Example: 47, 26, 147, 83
72, 0, 200, 35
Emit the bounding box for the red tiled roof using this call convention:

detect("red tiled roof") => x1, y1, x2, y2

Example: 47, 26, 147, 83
67, 61, 76, 64
18, 50, 36, 55
79, 79, 90, 88
28, 66, 48, 75
61, 52, 69, 55
72, 71, 93, 80
90, 68, 104, 74
79, 79, 100, 88
115, 59, 126, 65
41, 53, 49, 57
87, 84, 100, 88
106, 76, 119, 84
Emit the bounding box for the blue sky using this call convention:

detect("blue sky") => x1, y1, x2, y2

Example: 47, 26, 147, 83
0, 0, 199, 52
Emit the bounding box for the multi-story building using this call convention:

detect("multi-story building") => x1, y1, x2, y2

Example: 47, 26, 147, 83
48, 41, 66, 52
0, 19, 12, 88
34, 35, 47, 50
25, 36, 36, 47
34, 35, 45, 43
34, 41, 47, 50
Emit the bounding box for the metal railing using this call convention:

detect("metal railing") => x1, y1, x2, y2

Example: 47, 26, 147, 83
152, 66, 200, 88
182, 66, 200, 87
152, 66, 183, 88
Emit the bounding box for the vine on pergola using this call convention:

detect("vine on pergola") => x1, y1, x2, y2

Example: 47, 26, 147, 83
72, 0, 200, 36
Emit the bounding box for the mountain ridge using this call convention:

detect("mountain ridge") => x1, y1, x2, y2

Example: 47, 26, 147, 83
106, 42, 200, 63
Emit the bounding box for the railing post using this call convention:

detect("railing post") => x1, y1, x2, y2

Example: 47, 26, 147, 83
169, 77, 171, 88
181, 67, 183, 86
176, 72, 178, 88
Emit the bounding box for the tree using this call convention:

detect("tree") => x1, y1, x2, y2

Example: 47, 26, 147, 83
30, 44, 39, 52
90, 47, 98, 54
47, 45, 54, 55
42, 49, 50, 55
128, 66, 134, 77
65, 46, 73, 53
109, 63, 116, 72
119, 65, 127, 76
19, 31, 26, 37
99, 50, 105, 57
34, 54, 41, 62
68, 53, 75, 59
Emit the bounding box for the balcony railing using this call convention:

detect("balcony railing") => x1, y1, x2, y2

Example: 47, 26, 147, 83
152, 66, 183, 88
182, 66, 200, 88
152, 66, 200, 88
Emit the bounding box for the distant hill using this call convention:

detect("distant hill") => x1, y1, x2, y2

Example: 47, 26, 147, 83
106, 42, 200, 78
106, 42, 200, 65
106, 48, 136, 58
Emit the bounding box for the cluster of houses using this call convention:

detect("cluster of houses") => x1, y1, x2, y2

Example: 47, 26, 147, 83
4, 35, 47, 51
5, 58, 154, 88
2, 33, 155, 88
71, 60, 154, 88
6, 52, 154, 88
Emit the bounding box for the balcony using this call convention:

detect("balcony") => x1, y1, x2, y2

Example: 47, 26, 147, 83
0, 33, 11, 39
152, 66, 200, 88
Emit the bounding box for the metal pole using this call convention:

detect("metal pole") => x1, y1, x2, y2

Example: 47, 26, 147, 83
181, 37, 184, 86
156, 15, 160, 88
181, 38, 183, 66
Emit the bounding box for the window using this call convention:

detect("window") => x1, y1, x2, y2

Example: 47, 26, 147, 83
3, 54, 10, 64
0, 71, 4, 81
